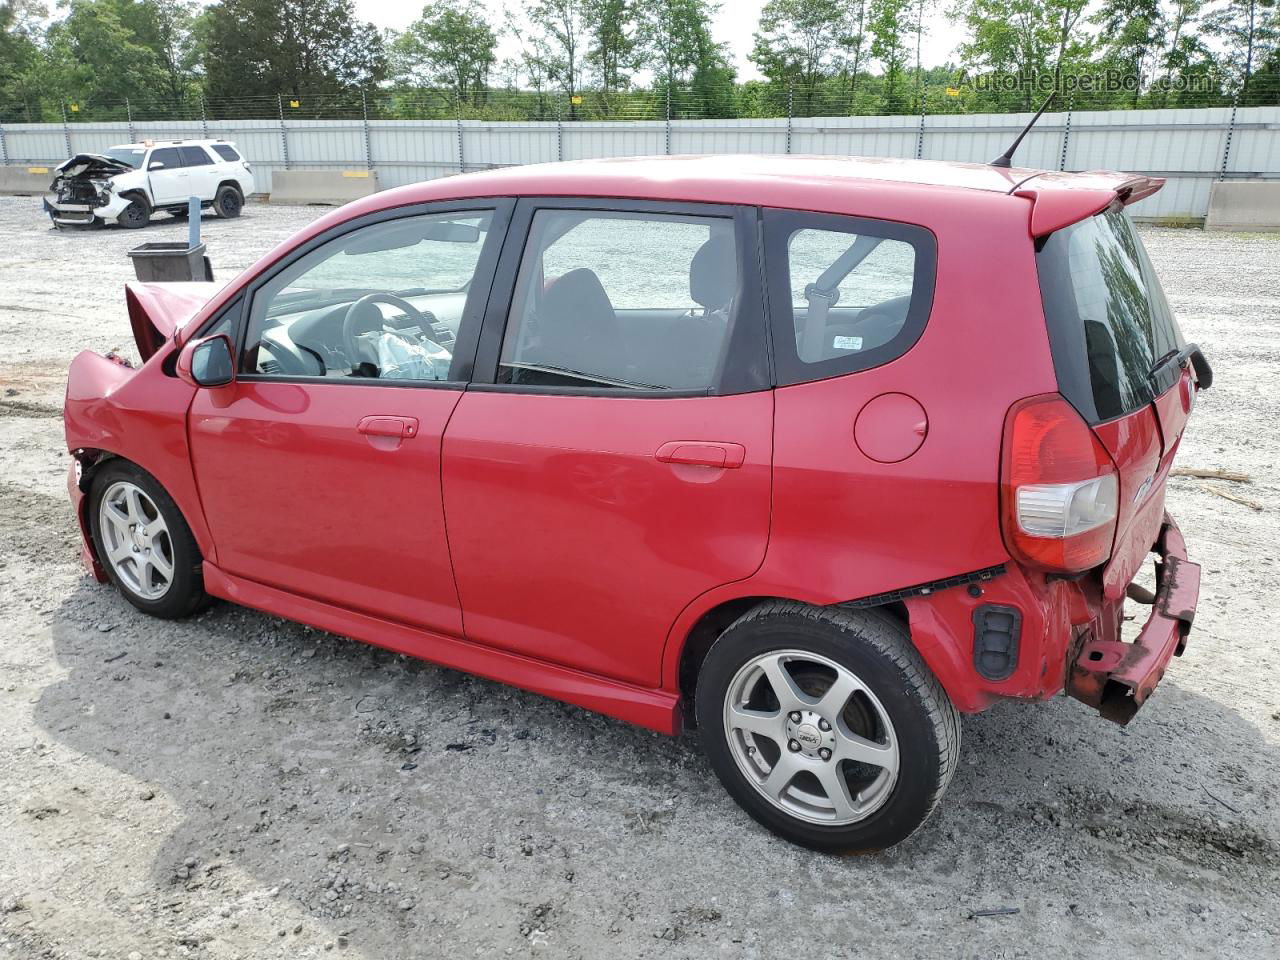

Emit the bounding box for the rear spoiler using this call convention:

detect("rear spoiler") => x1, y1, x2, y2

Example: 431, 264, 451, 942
1013, 172, 1166, 237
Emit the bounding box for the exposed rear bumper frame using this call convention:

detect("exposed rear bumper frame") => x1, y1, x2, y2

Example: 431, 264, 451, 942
1067, 513, 1199, 724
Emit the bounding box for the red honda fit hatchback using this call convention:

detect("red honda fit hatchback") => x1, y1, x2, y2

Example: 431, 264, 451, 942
65, 155, 1209, 852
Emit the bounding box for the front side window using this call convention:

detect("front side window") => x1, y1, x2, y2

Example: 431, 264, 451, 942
242, 211, 495, 382
763, 209, 937, 386
498, 210, 740, 391
1037, 206, 1184, 422
149, 147, 180, 169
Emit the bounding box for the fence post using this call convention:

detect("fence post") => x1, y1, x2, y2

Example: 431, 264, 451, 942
200, 96, 208, 139
61, 102, 72, 158
0, 119, 7, 165
361, 91, 373, 171
455, 94, 465, 174
1059, 96, 1073, 172
277, 95, 290, 170
915, 85, 927, 160
126, 97, 135, 143
555, 97, 563, 162
665, 85, 672, 154
1219, 95, 1239, 181
785, 83, 793, 154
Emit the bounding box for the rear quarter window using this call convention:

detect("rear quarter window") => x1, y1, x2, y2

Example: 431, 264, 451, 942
212, 144, 241, 162
1036, 206, 1183, 423
762, 209, 937, 386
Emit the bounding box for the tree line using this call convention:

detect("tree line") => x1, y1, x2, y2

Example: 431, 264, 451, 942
0, 0, 1276, 124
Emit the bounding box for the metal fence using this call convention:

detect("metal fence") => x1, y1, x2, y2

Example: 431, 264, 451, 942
2, 103, 1275, 221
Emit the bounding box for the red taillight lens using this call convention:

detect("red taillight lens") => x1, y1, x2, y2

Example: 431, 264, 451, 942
1000, 394, 1119, 573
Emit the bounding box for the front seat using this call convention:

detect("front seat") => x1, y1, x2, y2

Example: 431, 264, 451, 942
534, 267, 625, 381
679, 235, 738, 387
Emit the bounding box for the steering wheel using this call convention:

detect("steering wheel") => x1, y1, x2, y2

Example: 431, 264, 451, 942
341, 292, 436, 369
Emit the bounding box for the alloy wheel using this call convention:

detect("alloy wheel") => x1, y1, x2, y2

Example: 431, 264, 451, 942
97, 480, 175, 601
722, 649, 900, 826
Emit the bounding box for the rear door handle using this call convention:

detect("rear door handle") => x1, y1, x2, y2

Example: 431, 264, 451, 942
357, 415, 419, 439
655, 441, 746, 469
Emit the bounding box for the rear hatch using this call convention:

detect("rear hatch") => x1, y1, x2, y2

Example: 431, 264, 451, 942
1035, 204, 1200, 596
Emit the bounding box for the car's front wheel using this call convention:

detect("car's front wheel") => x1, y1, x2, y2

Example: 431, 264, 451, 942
88, 460, 209, 619
117, 195, 151, 229
695, 602, 960, 853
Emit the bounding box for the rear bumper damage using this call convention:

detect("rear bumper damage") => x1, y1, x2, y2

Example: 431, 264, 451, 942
1067, 514, 1199, 724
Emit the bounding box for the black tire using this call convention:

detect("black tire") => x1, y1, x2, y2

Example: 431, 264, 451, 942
695, 601, 961, 853
117, 195, 151, 229
213, 184, 243, 218
87, 460, 210, 619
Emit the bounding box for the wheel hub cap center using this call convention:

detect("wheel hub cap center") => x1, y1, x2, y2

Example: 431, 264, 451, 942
786, 710, 835, 759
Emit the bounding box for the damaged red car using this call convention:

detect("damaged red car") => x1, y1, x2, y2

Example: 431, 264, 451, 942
65, 152, 1210, 852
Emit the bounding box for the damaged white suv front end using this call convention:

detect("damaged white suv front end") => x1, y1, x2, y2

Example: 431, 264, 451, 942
44, 152, 146, 227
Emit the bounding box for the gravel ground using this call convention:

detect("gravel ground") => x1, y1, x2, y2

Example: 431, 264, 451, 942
1, 195, 1278, 960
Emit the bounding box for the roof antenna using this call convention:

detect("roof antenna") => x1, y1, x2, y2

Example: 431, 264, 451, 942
989, 90, 1057, 168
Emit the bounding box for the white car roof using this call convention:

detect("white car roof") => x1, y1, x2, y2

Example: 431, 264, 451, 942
108, 139, 238, 150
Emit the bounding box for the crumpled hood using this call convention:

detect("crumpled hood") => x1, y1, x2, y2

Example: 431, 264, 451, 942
125, 281, 224, 360
55, 153, 133, 178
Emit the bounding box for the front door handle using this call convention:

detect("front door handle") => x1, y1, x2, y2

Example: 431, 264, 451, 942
655, 441, 746, 469
357, 415, 419, 439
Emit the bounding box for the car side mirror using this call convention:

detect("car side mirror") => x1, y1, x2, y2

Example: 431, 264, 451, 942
177, 334, 235, 388
149, 161, 166, 170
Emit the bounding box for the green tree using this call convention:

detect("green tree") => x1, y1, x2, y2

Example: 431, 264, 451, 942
1092, 0, 1163, 105
952, 0, 1093, 108
586, 0, 638, 92
390, 1, 497, 105
750, 0, 845, 108
43, 0, 170, 110
0, 0, 45, 119
1207, 0, 1279, 102
868, 0, 912, 110
523, 0, 592, 109
200, 0, 385, 103
635, 0, 726, 89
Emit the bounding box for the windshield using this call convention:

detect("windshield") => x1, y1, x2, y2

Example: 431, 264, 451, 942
105, 147, 145, 168
1036, 206, 1183, 423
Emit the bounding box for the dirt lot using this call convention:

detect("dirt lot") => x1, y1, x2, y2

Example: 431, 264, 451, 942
1, 195, 1278, 960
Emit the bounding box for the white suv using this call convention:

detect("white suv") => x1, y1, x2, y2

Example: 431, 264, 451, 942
45, 139, 255, 229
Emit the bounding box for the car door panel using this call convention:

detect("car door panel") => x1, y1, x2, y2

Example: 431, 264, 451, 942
443, 390, 772, 686
187, 202, 511, 637
190, 382, 465, 633
442, 198, 772, 687
147, 147, 188, 205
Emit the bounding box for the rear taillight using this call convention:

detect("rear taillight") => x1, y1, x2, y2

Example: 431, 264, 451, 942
1000, 394, 1118, 573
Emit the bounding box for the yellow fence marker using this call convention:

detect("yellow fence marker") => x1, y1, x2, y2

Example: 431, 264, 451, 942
27, 167, 49, 174
341, 171, 370, 178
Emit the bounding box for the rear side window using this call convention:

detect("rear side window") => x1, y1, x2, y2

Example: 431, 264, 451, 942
762, 209, 937, 386
212, 144, 241, 162
1036, 206, 1183, 423
179, 145, 214, 166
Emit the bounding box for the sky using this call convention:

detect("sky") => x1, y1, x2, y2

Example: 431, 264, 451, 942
352, 0, 971, 84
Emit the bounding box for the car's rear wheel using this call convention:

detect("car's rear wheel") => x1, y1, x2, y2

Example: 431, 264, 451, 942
88, 461, 209, 619
117, 195, 150, 229
214, 185, 243, 218
695, 602, 960, 852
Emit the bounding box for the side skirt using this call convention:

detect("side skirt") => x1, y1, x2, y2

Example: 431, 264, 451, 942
203, 562, 682, 735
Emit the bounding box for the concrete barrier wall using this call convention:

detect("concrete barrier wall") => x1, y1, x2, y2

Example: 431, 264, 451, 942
1205, 181, 1280, 232
268, 169, 378, 205
0, 164, 54, 195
